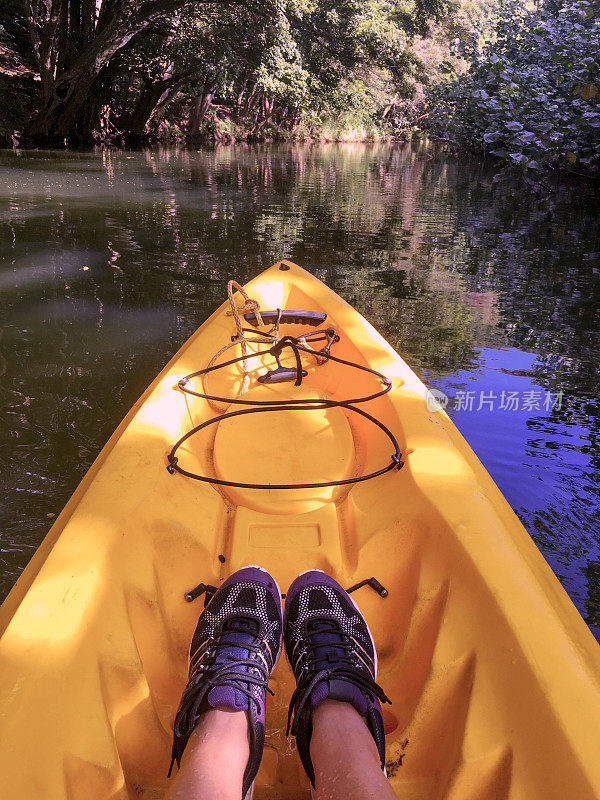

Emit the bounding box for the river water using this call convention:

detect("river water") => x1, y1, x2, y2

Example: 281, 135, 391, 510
1, 143, 599, 639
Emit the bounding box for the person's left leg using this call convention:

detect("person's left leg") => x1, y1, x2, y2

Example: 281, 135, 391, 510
167, 566, 283, 800
310, 699, 396, 800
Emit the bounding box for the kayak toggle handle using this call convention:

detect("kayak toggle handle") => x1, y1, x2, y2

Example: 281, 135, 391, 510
268, 337, 306, 386
346, 577, 389, 598
244, 309, 327, 327
185, 582, 218, 606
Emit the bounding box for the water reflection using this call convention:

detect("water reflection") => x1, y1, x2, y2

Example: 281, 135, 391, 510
0, 143, 598, 638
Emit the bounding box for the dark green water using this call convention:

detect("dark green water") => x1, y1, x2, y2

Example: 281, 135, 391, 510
1, 143, 599, 639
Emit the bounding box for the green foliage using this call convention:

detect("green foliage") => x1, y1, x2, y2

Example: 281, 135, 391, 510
426, 0, 600, 181
285, 0, 426, 129
162, 0, 439, 138
2, 0, 480, 143
255, 14, 310, 108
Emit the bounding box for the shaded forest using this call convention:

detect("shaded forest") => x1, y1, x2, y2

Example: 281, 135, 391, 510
0, 0, 485, 147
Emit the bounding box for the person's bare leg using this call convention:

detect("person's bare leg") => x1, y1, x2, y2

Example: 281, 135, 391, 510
167, 567, 282, 800
165, 708, 249, 800
311, 700, 396, 800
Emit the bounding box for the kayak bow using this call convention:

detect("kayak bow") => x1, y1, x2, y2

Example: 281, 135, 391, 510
1, 260, 599, 800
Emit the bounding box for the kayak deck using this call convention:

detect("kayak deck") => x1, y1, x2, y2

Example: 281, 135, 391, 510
1, 261, 599, 799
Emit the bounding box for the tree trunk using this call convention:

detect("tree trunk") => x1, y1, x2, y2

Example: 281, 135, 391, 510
235, 79, 247, 114
382, 93, 399, 120
243, 82, 259, 113
123, 73, 181, 145
187, 84, 216, 137
30, 71, 105, 144
26, 0, 188, 145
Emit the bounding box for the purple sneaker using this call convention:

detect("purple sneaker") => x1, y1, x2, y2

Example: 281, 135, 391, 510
170, 566, 282, 798
284, 570, 390, 787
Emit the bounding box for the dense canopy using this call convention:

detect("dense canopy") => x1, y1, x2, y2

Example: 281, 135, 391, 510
1, 0, 455, 146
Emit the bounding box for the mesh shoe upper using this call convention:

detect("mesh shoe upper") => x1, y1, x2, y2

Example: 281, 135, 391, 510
170, 566, 282, 798
284, 570, 390, 787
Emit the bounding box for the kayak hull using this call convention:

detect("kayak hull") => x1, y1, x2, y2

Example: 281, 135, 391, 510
1, 261, 599, 799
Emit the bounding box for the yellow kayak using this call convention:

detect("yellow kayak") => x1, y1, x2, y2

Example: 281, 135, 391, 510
1, 260, 599, 800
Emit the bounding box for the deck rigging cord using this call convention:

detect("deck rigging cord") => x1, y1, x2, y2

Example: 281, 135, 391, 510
166, 280, 403, 489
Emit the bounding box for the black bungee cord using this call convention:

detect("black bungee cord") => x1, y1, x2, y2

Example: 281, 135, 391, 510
166, 333, 403, 489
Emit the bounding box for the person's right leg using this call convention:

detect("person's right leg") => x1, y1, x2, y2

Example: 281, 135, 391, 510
284, 570, 394, 800
311, 699, 396, 800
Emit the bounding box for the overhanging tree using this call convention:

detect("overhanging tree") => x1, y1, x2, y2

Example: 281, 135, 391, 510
22, 0, 277, 143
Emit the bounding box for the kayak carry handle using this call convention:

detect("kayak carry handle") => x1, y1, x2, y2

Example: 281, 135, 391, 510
258, 366, 308, 384
282, 576, 388, 600
244, 309, 327, 327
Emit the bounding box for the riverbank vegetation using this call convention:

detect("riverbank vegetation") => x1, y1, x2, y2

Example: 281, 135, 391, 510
425, 0, 600, 184
1, 0, 483, 147
1, 0, 598, 188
